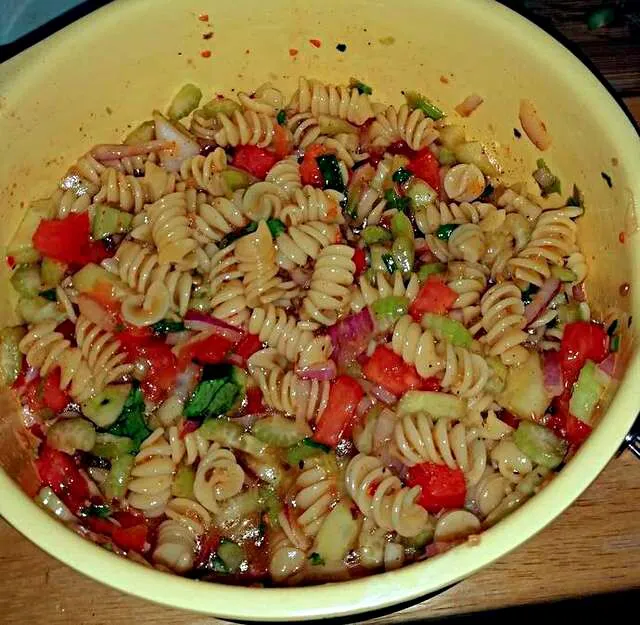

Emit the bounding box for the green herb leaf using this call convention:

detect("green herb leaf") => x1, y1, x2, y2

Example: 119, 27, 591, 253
39, 288, 57, 302
384, 189, 411, 212
349, 78, 372, 95
218, 221, 259, 249
107, 384, 150, 452
521, 284, 539, 306
316, 154, 345, 192
533, 159, 562, 196
276, 109, 286, 125
80, 502, 111, 518
435, 223, 459, 240
185, 378, 226, 419
152, 319, 186, 335
381, 253, 396, 273
361, 225, 392, 246
610, 335, 620, 353
308, 552, 325, 566
392, 167, 412, 185
266, 218, 286, 238
211, 553, 229, 574
404, 90, 445, 120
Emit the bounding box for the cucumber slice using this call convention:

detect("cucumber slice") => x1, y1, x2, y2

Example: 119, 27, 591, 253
317, 115, 358, 136
361, 225, 392, 246
253, 415, 309, 447
514, 421, 567, 469
47, 418, 96, 454
569, 360, 610, 426
422, 313, 472, 348
285, 438, 330, 466
397, 391, 465, 420
403, 525, 434, 549
202, 98, 240, 117
438, 125, 465, 149
92, 433, 134, 459
72, 263, 128, 296
217, 540, 245, 573
369, 244, 391, 273
497, 353, 551, 421
103, 454, 135, 500
82, 384, 132, 428
172, 465, 196, 499
221, 168, 252, 191
484, 357, 508, 395
551, 266, 578, 283
407, 180, 437, 209
199, 418, 269, 459
417, 263, 446, 282
0, 327, 25, 386
124, 120, 155, 145
438, 148, 456, 166
167, 84, 203, 121
92, 204, 132, 240
312, 501, 360, 562
217, 488, 262, 526
11, 265, 42, 297
7, 198, 56, 265
41, 258, 67, 288
18, 296, 65, 324
392, 236, 415, 274
391, 212, 414, 241
371, 296, 409, 321
453, 141, 499, 177
258, 485, 282, 526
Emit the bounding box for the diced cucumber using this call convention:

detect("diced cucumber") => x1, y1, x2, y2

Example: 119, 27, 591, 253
404, 90, 445, 121
11, 265, 42, 297
484, 357, 508, 395
91, 433, 134, 459
7, 198, 56, 264
417, 263, 446, 281
72, 263, 128, 296
514, 421, 567, 469
397, 391, 465, 420
453, 142, 499, 177
18, 296, 65, 324
558, 302, 588, 324
41, 258, 67, 288
318, 115, 358, 136
392, 236, 415, 274
258, 485, 282, 526
221, 168, 252, 191
439, 125, 466, 149
202, 98, 241, 117
103, 454, 135, 500
167, 83, 203, 120
124, 120, 155, 145
312, 501, 360, 562
252, 415, 308, 447
92, 204, 132, 240
172, 465, 196, 499
369, 244, 391, 273
391, 212, 414, 241
362, 225, 391, 246
199, 418, 269, 459
371, 296, 409, 321
217, 540, 245, 573
285, 438, 330, 465
47, 418, 96, 454
0, 327, 25, 387
243, 454, 284, 486
407, 180, 437, 209
569, 360, 610, 426
497, 353, 551, 421
438, 148, 456, 166
36, 486, 75, 522
422, 313, 472, 348
82, 384, 132, 428
217, 488, 262, 527
551, 266, 577, 283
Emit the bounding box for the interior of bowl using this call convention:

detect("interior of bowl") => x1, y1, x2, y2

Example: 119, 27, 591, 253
0, 0, 639, 620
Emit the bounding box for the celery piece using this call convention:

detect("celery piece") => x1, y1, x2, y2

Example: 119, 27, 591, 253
318, 115, 358, 136
418, 263, 446, 281
371, 295, 409, 321
10, 265, 42, 297
404, 90, 445, 120
0, 327, 25, 386
252, 415, 308, 447
202, 98, 240, 117
92, 204, 132, 240
221, 168, 252, 191
82, 384, 132, 428
369, 245, 391, 273
18, 296, 65, 324
47, 418, 96, 454
91, 433, 134, 459
569, 360, 610, 425
103, 455, 135, 500
217, 540, 245, 573
391, 212, 414, 241
397, 391, 465, 420
453, 141, 499, 176
72, 263, 128, 296
41, 258, 67, 288
514, 421, 567, 469
361, 225, 392, 246
392, 236, 415, 274
437, 148, 456, 166
258, 485, 282, 527
422, 313, 472, 348
167, 84, 203, 120
172, 465, 196, 499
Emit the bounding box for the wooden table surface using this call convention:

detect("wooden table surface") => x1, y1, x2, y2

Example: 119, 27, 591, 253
1, 3, 640, 623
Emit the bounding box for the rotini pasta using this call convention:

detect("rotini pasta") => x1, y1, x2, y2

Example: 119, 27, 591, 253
351, 271, 420, 313
391, 315, 443, 379
193, 443, 245, 513
367, 104, 439, 151
278, 186, 344, 226
276, 221, 340, 270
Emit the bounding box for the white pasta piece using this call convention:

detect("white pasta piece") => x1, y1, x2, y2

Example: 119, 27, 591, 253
279, 186, 344, 226
269, 531, 306, 583
121, 281, 171, 327
391, 315, 443, 378
266, 156, 302, 200
368, 104, 439, 151
94, 167, 151, 213
351, 272, 420, 313
433, 509, 481, 541
443, 164, 485, 203
193, 443, 245, 514
276, 221, 340, 270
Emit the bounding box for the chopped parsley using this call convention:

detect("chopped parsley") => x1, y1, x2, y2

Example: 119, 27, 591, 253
152, 319, 186, 335
435, 223, 459, 240
610, 335, 620, 353
513, 128, 522, 139
308, 552, 325, 566
266, 218, 286, 238
384, 188, 410, 212
381, 253, 396, 273
218, 218, 285, 247
521, 284, 539, 306
107, 384, 150, 452
404, 90, 445, 121
317, 154, 346, 192
80, 502, 111, 518
607, 319, 619, 337
276, 109, 286, 125
39, 288, 57, 302
349, 78, 372, 95
392, 167, 412, 185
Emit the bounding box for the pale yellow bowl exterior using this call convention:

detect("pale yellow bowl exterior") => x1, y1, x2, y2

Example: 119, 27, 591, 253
0, 0, 639, 620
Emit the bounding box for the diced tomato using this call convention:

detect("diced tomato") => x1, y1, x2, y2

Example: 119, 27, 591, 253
352, 248, 367, 276
113, 509, 146, 528
232, 145, 279, 180
498, 410, 520, 430
548, 392, 592, 448
566, 413, 592, 446
273, 125, 291, 159
313, 375, 364, 447
115, 325, 154, 352
560, 321, 609, 389
407, 147, 441, 192
35, 446, 90, 514
300, 144, 327, 186
139, 342, 179, 402
386, 141, 416, 159
111, 524, 148, 553
362, 345, 441, 395
86, 516, 115, 536
55, 319, 76, 342
406, 462, 466, 513
6, 255, 16, 269
243, 386, 264, 414
23, 378, 47, 414
233, 333, 263, 364
409, 276, 458, 320
179, 333, 235, 367
180, 419, 201, 438
42, 370, 70, 413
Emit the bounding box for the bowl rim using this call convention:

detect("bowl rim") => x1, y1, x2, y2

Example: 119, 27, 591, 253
1, 0, 640, 620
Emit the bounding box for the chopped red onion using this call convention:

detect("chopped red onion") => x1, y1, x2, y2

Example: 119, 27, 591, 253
153, 113, 201, 172
373, 408, 396, 451
449, 309, 464, 323
359, 378, 397, 406
328, 308, 374, 368
542, 350, 563, 397
296, 360, 337, 381
165, 330, 192, 346
378, 444, 408, 477
24, 366, 39, 385
91, 140, 172, 162
572, 283, 587, 302
184, 310, 245, 343
173, 364, 200, 401
356, 395, 376, 419
598, 353, 616, 379
230, 413, 265, 429
524, 278, 560, 326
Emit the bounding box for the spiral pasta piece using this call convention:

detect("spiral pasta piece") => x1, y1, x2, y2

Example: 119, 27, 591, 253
276, 221, 340, 270
444, 164, 486, 203
208, 242, 249, 327
208, 109, 276, 148
438, 342, 490, 398
301, 244, 355, 326
287, 112, 322, 148
107, 241, 193, 316
248, 306, 331, 367
367, 104, 439, 151
478, 282, 529, 366
121, 280, 171, 327
238, 182, 286, 221
448, 223, 487, 263
468, 467, 513, 518
179, 148, 229, 196
266, 156, 303, 200
269, 531, 306, 583
391, 315, 443, 378
289, 77, 374, 126
94, 167, 150, 213
146, 191, 199, 267
193, 443, 245, 513
345, 454, 429, 537
566, 251, 588, 284
68, 152, 107, 185
279, 186, 344, 226
74, 315, 132, 388
18, 322, 96, 403
191, 195, 251, 245
52, 182, 99, 219
357, 516, 406, 571
489, 439, 533, 484
351, 271, 420, 313
153, 498, 211, 573
447, 261, 488, 329
127, 428, 176, 517
497, 188, 543, 221
168, 425, 212, 466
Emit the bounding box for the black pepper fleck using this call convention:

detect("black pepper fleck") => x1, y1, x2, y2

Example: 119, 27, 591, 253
203, 32, 213, 40
601, 171, 613, 188
336, 43, 347, 52
513, 128, 522, 138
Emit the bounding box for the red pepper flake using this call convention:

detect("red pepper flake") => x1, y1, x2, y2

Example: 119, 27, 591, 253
6, 255, 15, 269
440, 75, 449, 84
200, 50, 211, 58
309, 38, 322, 48
619, 231, 625, 244
198, 13, 209, 21
289, 48, 298, 57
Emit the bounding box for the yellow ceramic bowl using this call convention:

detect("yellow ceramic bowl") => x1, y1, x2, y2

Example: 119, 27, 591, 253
1, 0, 639, 620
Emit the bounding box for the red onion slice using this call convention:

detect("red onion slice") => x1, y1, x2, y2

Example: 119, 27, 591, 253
598, 353, 616, 379
230, 413, 265, 429
328, 308, 374, 368
296, 360, 337, 381
524, 278, 560, 326
572, 283, 587, 302
373, 408, 396, 451
184, 310, 245, 343
356, 395, 376, 419
359, 378, 398, 406
542, 350, 563, 397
